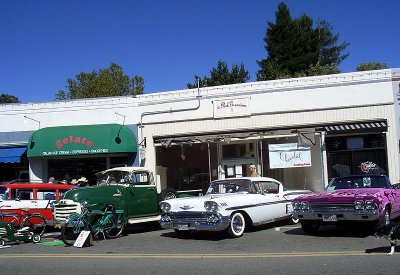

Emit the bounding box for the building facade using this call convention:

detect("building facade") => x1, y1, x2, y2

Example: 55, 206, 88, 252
1, 69, 400, 194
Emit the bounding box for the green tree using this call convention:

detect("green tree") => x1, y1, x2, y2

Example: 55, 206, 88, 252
257, 2, 349, 81
55, 63, 144, 100
356, 62, 388, 71
187, 60, 250, 89
0, 93, 20, 103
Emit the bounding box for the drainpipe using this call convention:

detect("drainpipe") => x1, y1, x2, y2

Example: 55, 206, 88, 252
139, 79, 202, 129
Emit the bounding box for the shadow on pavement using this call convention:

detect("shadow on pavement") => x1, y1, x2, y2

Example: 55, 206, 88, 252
365, 246, 399, 254
283, 223, 375, 238
123, 221, 163, 235
160, 230, 227, 241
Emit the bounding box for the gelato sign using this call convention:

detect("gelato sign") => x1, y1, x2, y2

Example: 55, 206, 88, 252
42, 135, 109, 156
213, 97, 251, 118
268, 143, 312, 169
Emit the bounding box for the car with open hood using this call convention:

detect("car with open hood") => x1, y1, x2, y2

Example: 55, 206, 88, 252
291, 175, 400, 234
159, 177, 311, 238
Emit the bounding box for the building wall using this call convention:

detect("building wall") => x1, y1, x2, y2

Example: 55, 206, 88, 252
138, 69, 399, 186
1, 69, 399, 185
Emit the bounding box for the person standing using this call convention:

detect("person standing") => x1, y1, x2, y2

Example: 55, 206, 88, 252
249, 165, 259, 177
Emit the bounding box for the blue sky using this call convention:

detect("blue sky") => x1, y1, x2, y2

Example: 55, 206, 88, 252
1, 0, 399, 103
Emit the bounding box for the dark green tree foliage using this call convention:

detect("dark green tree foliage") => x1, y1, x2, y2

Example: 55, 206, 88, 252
187, 60, 250, 89
356, 62, 388, 71
0, 93, 20, 103
257, 3, 349, 80
55, 63, 144, 100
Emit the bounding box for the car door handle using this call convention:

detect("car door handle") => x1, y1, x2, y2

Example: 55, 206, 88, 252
148, 187, 155, 191
112, 194, 122, 197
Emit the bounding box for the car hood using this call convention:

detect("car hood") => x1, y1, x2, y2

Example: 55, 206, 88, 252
164, 193, 259, 211
294, 188, 386, 202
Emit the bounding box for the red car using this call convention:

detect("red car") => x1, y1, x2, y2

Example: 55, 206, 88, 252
0, 183, 76, 222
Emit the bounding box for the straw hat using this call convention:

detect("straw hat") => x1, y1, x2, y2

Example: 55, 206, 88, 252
78, 177, 88, 183
70, 179, 78, 185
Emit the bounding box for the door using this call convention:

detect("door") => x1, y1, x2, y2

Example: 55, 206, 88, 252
219, 141, 259, 179
220, 159, 259, 178
122, 171, 159, 218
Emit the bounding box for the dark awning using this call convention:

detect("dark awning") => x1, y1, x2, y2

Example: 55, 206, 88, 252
317, 121, 387, 134
27, 124, 137, 157
0, 147, 26, 163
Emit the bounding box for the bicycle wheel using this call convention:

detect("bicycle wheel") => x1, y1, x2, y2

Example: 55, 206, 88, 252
61, 216, 87, 246
21, 214, 47, 236
104, 213, 125, 239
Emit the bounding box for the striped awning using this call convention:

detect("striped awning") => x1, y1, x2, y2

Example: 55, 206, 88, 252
318, 121, 387, 134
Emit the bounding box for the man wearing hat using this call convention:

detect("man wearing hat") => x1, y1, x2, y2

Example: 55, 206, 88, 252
78, 177, 88, 187
249, 165, 259, 177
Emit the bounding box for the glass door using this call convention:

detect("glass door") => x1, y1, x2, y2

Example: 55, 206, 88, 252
220, 159, 258, 178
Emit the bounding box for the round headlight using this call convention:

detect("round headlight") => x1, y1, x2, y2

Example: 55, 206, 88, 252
292, 202, 301, 210
80, 201, 90, 214
204, 201, 219, 212
160, 202, 171, 213
354, 200, 364, 210
301, 202, 310, 210
365, 200, 377, 210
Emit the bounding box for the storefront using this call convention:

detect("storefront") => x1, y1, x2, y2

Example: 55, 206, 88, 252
26, 123, 138, 184
0, 68, 399, 191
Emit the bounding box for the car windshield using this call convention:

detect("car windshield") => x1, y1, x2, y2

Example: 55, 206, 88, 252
327, 176, 387, 190
206, 179, 256, 194
0, 186, 9, 200
97, 171, 150, 185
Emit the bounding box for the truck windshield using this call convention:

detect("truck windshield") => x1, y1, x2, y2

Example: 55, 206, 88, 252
327, 176, 387, 190
97, 171, 150, 185
97, 171, 131, 185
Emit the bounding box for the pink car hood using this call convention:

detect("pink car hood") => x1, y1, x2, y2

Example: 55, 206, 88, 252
294, 188, 389, 203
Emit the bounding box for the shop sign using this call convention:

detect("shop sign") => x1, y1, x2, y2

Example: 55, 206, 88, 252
360, 161, 378, 173
268, 143, 311, 169
27, 124, 137, 158
213, 97, 251, 118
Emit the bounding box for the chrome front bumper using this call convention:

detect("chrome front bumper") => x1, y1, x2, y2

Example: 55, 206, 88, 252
160, 211, 230, 231
293, 209, 379, 222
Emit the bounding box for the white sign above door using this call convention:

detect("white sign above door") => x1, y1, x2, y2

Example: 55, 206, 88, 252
268, 143, 312, 169
213, 97, 251, 118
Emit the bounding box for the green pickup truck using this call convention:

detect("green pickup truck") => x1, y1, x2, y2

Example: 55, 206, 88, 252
52, 167, 177, 227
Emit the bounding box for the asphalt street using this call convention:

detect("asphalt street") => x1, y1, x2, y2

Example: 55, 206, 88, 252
1, 221, 400, 275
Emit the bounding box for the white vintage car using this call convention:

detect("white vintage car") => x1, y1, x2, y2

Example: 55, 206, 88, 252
159, 177, 311, 237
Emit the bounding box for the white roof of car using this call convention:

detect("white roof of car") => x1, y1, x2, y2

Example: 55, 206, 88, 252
96, 166, 151, 176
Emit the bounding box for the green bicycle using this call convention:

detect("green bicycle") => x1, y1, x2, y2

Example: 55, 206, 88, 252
61, 202, 126, 246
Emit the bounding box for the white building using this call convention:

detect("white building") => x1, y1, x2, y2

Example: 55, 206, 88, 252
1, 68, 399, 193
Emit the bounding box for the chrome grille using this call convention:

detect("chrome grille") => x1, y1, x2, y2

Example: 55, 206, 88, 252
311, 202, 354, 211
54, 202, 80, 222
169, 212, 209, 223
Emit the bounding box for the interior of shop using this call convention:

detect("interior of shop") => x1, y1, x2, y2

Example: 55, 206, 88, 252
47, 155, 130, 185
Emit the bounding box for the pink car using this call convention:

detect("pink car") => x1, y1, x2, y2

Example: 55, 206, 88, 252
292, 175, 400, 234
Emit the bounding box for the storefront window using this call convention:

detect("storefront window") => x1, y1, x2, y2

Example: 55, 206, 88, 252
156, 143, 218, 194
222, 143, 255, 158
326, 134, 387, 179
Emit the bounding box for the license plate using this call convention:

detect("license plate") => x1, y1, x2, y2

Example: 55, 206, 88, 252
322, 215, 337, 222
178, 224, 189, 230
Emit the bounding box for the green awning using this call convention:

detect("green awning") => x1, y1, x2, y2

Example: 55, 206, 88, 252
27, 124, 137, 157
